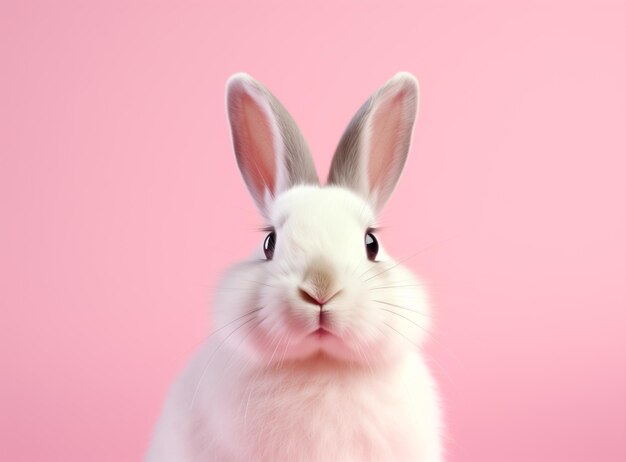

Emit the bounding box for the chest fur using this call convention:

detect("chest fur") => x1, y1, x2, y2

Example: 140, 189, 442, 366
206, 360, 432, 461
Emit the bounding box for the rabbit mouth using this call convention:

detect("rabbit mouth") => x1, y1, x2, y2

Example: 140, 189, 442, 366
306, 325, 341, 342
309, 311, 339, 339
311, 327, 332, 338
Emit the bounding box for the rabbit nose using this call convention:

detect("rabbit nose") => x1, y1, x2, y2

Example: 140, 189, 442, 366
300, 257, 342, 306
298, 287, 324, 306
298, 287, 341, 307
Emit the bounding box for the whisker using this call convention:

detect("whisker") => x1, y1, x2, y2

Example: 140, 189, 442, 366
243, 384, 255, 428
382, 321, 458, 388
242, 279, 277, 289
382, 321, 419, 348
363, 257, 414, 282
215, 287, 259, 292
239, 334, 282, 425
368, 284, 425, 291
190, 315, 259, 409
351, 257, 368, 278
381, 309, 467, 376
278, 334, 292, 368
200, 316, 268, 413
372, 323, 390, 340
379, 307, 453, 357
373, 300, 431, 317
356, 338, 375, 380
378, 307, 429, 330
367, 278, 420, 288
265, 333, 285, 370
222, 316, 267, 376
362, 235, 461, 282
241, 331, 287, 427
205, 307, 265, 341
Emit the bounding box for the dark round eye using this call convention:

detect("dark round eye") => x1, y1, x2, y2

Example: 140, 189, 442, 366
263, 231, 276, 260
365, 232, 379, 261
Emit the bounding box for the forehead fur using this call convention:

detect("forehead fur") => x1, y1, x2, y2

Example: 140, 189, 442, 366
271, 185, 375, 230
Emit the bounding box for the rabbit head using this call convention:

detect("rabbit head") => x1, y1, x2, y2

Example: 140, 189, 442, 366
214, 72, 430, 367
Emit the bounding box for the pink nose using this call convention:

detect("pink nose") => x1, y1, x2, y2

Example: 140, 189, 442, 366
298, 287, 341, 306
298, 287, 324, 306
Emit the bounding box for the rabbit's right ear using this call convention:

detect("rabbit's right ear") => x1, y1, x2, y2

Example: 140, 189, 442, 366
226, 73, 319, 216
327, 72, 419, 214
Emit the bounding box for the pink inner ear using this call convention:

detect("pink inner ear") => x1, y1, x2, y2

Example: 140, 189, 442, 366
367, 91, 406, 191
238, 92, 276, 197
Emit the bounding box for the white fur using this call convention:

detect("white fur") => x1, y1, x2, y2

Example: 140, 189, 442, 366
147, 74, 443, 461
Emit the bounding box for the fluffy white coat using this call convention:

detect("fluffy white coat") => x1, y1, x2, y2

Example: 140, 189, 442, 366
147, 73, 443, 461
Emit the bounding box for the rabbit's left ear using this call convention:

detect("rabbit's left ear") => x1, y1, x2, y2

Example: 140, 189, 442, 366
327, 72, 419, 213
226, 73, 319, 216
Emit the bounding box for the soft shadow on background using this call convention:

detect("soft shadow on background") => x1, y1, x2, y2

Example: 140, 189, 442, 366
1, 1, 625, 461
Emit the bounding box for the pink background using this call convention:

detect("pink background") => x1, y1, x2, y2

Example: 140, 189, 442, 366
2, 1, 625, 461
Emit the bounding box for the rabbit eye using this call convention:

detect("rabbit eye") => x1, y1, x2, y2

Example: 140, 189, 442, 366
263, 231, 276, 260
365, 232, 379, 261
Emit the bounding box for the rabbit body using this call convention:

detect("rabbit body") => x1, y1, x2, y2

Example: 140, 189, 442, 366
147, 339, 440, 462
147, 73, 444, 461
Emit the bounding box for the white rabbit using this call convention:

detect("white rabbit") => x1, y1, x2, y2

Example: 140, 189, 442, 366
146, 72, 443, 462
